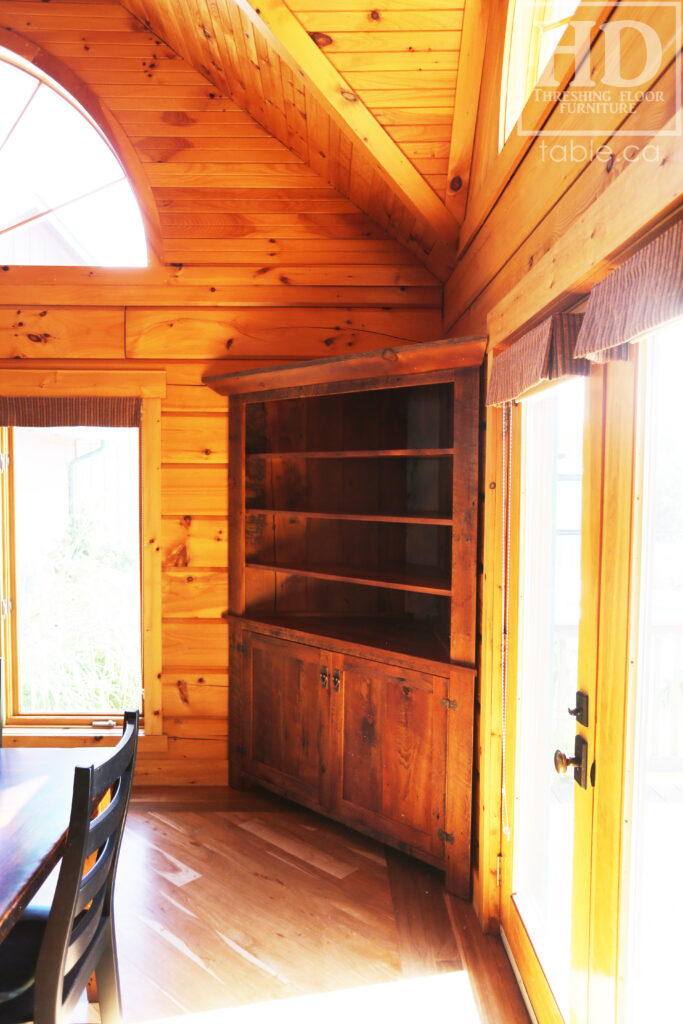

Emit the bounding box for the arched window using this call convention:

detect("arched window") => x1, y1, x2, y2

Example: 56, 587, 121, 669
0, 48, 147, 266
500, 0, 582, 149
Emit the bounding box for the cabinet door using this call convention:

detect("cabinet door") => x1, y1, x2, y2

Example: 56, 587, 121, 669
332, 654, 448, 860
241, 633, 330, 808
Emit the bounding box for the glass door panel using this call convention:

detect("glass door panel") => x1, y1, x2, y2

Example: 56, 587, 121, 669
624, 325, 683, 1023
513, 378, 586, 1017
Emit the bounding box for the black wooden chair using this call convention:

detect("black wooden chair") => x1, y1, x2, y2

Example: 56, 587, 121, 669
0, 710, 139, 1024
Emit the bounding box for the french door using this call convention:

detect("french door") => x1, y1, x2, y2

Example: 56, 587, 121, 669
500, 372, 598, 1024
500, 329, 682, 1024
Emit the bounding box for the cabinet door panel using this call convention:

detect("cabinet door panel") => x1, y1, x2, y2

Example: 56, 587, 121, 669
245, 633, 327, 805
336, 654, 448, 857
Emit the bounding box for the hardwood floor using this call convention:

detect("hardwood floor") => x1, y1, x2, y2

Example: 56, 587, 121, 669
108, 787, 529, 1024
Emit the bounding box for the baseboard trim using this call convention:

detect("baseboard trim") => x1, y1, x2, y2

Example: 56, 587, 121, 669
500, 926, 540, 1024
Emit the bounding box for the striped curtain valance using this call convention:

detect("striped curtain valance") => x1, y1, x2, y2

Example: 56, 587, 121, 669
0, 396, 141, 427
574, 221, 683, 363
486, 312, 589, 407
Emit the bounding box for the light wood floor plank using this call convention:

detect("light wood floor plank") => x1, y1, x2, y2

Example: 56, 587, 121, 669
112, 787, 528, 1022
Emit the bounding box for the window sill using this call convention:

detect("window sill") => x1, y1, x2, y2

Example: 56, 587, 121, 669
1, 727, 168, 753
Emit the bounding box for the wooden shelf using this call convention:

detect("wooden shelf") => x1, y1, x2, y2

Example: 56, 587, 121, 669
245, 560, 452, 596
246, 448, 455, 459
246, 508, 452, 525
239, 614, 453, 667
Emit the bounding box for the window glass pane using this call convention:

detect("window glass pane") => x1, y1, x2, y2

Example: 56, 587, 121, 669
626, 323, 683, 1022
1, 180, 147, 267
0, 60, 37, 145
0, 49, 147, 267
514, 378, 585, 1016
500, 0, 581, 147
0, 83, 123, 223
12, 426, 142, 714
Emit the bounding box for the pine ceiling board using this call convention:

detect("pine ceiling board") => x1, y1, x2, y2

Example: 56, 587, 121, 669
160, 239, 429, 264
153, 187, 356, 209
288, 0, 463, 10
280, 59, 310, 160
296, 11, 462, 31
377, 108, 454, 126
23, 35, 180, 56
322, 31, 461, 53
333, 52, 459, 72
254, 35, 291, 148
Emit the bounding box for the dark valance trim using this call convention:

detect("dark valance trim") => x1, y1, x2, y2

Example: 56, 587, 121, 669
486, 312, 589, 407
0, 396, 141, 427
574, 221, 683, 362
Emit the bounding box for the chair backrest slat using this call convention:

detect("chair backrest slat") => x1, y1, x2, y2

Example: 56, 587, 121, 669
75, 839, 117, 915
64, 889, 106, 975
85, 775, 128, 859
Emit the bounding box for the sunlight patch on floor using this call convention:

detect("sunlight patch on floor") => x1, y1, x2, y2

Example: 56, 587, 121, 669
136, 970, 482, 1024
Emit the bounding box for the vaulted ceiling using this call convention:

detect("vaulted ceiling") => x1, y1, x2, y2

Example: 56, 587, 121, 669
118, 0, 490, 280
0, 0, 491, 290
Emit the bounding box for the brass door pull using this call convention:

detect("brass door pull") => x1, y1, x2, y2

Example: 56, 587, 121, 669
321, 667, 328, 689
554, 750, 576, 774
554, 735, 588, 789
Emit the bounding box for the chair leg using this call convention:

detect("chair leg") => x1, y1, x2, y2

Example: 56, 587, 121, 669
95, 919, 122, 1024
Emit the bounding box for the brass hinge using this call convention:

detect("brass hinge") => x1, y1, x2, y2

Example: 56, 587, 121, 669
0, 452, 8, 473
438, 828, 455, 845
440, 697, 458, 712
496, 853, 502, 888
1, 597, 12, 617
236, 643, 246, 654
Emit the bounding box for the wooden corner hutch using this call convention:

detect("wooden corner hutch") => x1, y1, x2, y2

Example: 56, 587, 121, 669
205, 337, 485, 897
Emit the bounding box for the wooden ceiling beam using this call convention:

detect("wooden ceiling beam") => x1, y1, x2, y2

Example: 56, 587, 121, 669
229, 0, 461, 246
445, 0, 490, 225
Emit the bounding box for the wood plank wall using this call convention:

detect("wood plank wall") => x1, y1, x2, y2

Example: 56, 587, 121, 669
0, 0, 442, 785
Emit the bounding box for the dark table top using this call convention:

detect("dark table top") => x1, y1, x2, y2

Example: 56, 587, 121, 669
0, 747, 110, 943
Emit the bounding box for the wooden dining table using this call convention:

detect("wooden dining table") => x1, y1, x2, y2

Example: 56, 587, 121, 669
0, 746, 110, 944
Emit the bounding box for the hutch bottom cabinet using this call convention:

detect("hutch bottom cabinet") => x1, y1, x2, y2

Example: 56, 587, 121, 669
230, 620, 475, 897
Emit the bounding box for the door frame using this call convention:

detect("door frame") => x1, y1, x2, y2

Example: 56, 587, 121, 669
497, 357, 641, 1024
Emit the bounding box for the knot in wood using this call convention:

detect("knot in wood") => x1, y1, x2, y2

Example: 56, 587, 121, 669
449, 175, 463, 192
341, 89, 358, 102
310, 31, 332, 47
